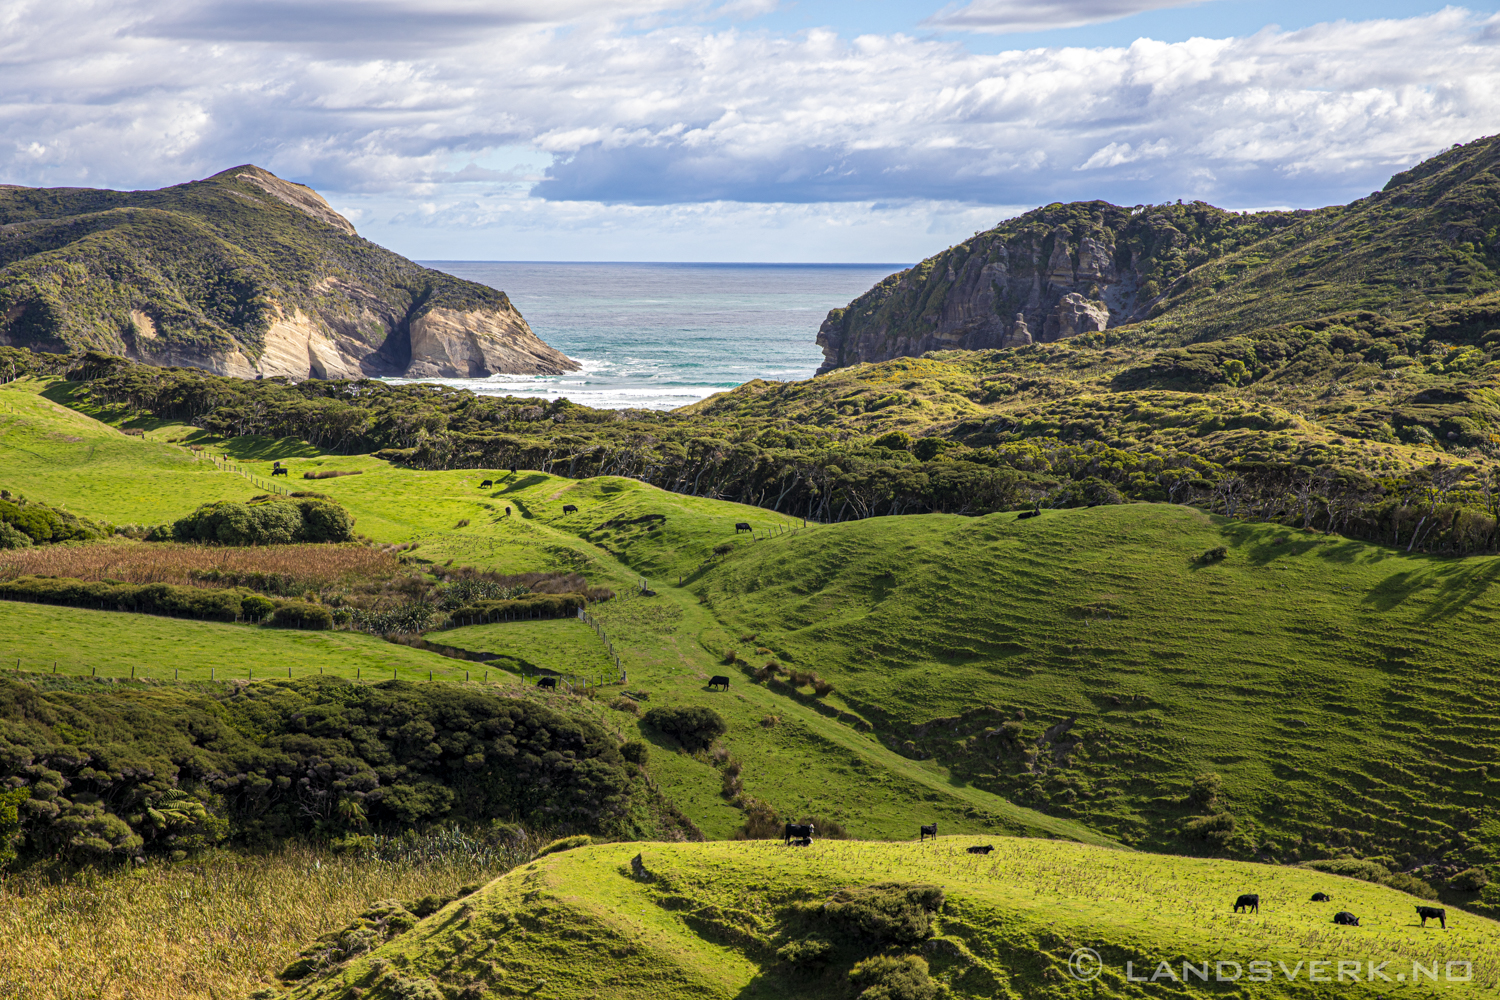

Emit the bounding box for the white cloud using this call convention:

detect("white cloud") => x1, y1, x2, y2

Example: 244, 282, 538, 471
922, 0, 1216, 34
0, 2, 1498, 261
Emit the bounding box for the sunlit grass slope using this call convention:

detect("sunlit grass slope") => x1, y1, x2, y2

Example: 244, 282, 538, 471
0, 378, 249, 523
0, 601, 476, 683
0, 846, 494, 1000
697, 504, 1500, 864
280, 837, 1500, 1000
2, 386, 1098, 845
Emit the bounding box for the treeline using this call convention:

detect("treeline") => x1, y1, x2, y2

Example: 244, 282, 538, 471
60, 352, 1215, 520
0, 676, 642, 865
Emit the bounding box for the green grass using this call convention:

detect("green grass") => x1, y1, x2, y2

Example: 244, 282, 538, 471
696, 502, 1500, 866
437, 618, 617, 679
278, 836, 1500, 1000
0, 601, 484, 684
0, 378, 250, 525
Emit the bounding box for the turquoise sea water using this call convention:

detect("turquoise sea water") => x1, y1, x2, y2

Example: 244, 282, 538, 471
407, 261, 906, 410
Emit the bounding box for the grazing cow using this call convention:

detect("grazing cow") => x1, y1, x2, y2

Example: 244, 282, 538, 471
510, 466, 517, 475
537, 677, 558, 690
967, 845, 994, 855
1311, 892, 1331, 902
790, 836, 812, 847
1333, 911, 1360, 927
1416, 906, 1447, 929
735, 522, 752, 533
784, 822, 815, 844
920, 823, 938, 842
1233, 894, 1259, 914
562, 504, 578, 514
480, 479, 493, 488
708, 675, 730, 691
1017, 509, 1040, 520
271, 467, 289, 477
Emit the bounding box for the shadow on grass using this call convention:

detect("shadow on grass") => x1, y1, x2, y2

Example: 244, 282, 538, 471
219, 435, 326, 460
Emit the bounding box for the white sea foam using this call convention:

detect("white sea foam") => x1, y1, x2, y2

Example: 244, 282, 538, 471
387, 261, 906, 410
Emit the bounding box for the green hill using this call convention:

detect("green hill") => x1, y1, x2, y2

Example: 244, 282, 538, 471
277, 838, 1500, 1000
816, 132, 1500, 372
0, 166, 574, 379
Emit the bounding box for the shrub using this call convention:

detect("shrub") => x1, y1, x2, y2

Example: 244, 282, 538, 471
643, 705, 727, 751
620, 740, 649, 765
538, 835, 591, 857
848, 954, 938, 1000
303, 470, 363, 480
812, 678, 836, 697
611, 697, 641, 716
1197, 546, 1228, 564
777, 936, 833, 967
1189, 772, 1223, 807
1449, 867, 1491, 892
1182, 811, 1235, 846
170, 497, 354, 545
242, 595, 275, 619
823, 883, 944, 947
0, 521, 32, 549
268, 603, 334, 630
1298, 858, 1390, 883
713, 542, 735, 556
1384, 872, 1439, 899
873, 430, 912, 451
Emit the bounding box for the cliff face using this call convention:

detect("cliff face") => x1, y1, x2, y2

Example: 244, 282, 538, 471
0, 166, 579, 380
817, 134, 1500, 373
816, 200, 1306, 373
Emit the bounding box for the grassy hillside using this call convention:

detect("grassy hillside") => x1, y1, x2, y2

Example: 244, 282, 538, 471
278, 837, 1500, 1000
0, 382, 1100, 847
697, 502, 1500, 870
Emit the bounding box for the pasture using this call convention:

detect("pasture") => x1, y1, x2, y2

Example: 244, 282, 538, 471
279, 837, 1500, 1000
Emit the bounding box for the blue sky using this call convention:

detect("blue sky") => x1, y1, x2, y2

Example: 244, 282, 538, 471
1, 0, 1497, 261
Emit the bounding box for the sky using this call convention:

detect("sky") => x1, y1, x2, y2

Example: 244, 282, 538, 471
2, 0, 1498, 262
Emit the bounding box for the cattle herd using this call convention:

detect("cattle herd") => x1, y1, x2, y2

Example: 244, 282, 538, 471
1226, 892, 1448, 930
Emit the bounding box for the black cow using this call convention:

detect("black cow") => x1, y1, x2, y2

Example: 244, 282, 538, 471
480, 479, 493, 488
784, 822, 814, 844
510, 466, 517, 475
790, 836, 812, 847
1311, 892, 1331, 902
1333, 911, 1360, 927
271, 467, 289, 477
537, 677, 558, 690
562, 504, 578, 514
920, 823, 938, 842
1416, 906, 1447, 929
735, 522, 752, 533
1233, 894, 1259, 914
1016, 509, 1040, 520
708, 675, 730, 691
967, 845, 994, 855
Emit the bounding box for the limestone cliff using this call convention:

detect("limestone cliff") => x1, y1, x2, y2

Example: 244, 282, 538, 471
0, 165, 579, 380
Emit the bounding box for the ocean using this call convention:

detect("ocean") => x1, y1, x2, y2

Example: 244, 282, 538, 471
403, 261, 907, 410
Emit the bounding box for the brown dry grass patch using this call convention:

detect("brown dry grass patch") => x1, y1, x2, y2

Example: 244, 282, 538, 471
0, 541, 400, 591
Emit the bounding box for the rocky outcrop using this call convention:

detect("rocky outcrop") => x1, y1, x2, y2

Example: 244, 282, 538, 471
814, 198, 1316, 374
407, 306, 577, 378
0, 165, 579, 381
816, 213, 1149, 373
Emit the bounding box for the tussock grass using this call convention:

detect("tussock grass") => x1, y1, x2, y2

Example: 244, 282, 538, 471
0, 845, 499, 1000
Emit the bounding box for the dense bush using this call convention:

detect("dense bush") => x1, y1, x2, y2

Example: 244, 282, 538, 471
848, 954, 939, 1000
0, 676, 638, 864
267, 602, 334, 630
0, 493, 107, 545
643, 705, 727, 751
170, 496, 354, 545
1298, 857, 1391, 883
822, 883, 944, 947
1450, 866, 1491, 892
